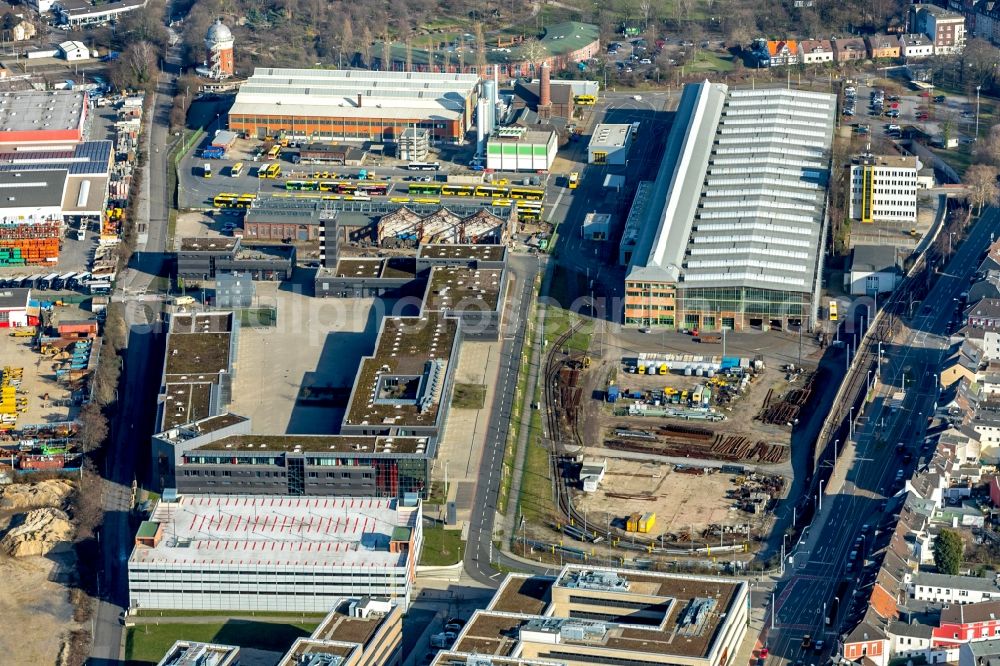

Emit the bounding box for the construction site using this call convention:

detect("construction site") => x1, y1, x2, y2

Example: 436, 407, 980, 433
521, 323, 828, 565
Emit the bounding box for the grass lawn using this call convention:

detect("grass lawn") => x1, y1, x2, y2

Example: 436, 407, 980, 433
420, 524, 465, 565
451, 383, 486, 409
929, 144, 974, 178
125, 621, 317, 665
518, 406, 551, 524
237, 307, 277, 327
686, 51, 735, 73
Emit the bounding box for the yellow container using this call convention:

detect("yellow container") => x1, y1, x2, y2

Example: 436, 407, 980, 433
638, 512, 656, 533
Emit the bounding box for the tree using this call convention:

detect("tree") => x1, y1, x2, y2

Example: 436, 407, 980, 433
111, 41, 159, 91
78, 402, 109, 452
934, 529, 964, 575
976, 125, 1000, 168
965, 164, 1000, 214
474, 22, 486, 73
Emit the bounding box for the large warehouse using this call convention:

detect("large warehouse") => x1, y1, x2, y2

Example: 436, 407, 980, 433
624, 81, 835, 332
227, 68, 480, 143
0, 90, 88, 145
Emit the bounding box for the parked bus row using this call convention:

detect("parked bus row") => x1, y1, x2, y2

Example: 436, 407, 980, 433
284, 180, 389, 195
212, 193, 257, 209
0, 272, 109, 294
406, 183, 545, 200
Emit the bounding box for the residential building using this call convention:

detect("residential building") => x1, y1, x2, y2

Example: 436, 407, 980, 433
900, 33, 936, 58
967, 298, 1000, 328
587, 123, 632, 165
912, 4, 967, 53
228, 69, 480, 143
766, 40, 799, 66
844, 620, 890, 666
127, 493, 422, 612
0, 13, 36, 42
798, 39, 834, 64
486, 126, 557, 172
973, 1, 1000, 47
624, 82, 834, 331
434, 565, 750, 666
372, 21, 600, 79
909, 572, 1000, 604
834, 37, 868, 62
845, 245, 902, 296
867, 33, 902, 59
960, 639, 1000, 666
933, 600, 1000, 652
848, 154, 920, 225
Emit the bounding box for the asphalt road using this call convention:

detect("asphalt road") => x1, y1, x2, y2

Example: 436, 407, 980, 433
87, 41, 179, 666
764, 208, 1000, 665
462, 253, 546, 584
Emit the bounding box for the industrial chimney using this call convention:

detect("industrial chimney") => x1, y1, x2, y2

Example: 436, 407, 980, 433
538, 62, 552, 119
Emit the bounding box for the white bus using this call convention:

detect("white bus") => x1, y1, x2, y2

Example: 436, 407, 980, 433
87, 281, 112, 295
407, 161, 441, 171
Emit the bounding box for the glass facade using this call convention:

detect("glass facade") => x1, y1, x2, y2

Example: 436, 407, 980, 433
229, 114, 461, 142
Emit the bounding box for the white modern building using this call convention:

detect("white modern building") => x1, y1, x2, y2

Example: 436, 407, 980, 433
845, 245, 902, 296
900, 33, 935, 58
128, 493, 423, 612
849, 154, 920, 225
909, 572, 1000, 605
486, 127, 557, 172
587, 123, 632, 165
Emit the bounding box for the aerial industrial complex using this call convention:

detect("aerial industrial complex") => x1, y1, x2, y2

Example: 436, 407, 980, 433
227, 68, 481, 143
623, 82, 836, 331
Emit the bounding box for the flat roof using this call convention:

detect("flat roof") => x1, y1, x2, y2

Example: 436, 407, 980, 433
192, 434, 429, 455
170, 312, 233, 334
231, 68, 478, 121
433, 655, 562, 666
0, 90, 85, 133
858, 154, 920, 170
418, 244, 506, 262
278, 640, 357, 665
0, 288, 30, 309
488, 575, 555, 615
489, 128, 555, 145
165, 333, 231, 377
456, 567, 743, 660
0, 169, 68, 208
589, 124, 632, 149
334, 258, 384, 278
344, 312, 458, 428
180, 237, 239, 252
157, 641, 240, 666
62, 176, 108, 215
162, 382, 215, 430
0, 141, 113, 176
423, 266, 503, 312
161, 313, 234, 430
129, 494, 418, 569
627, 82, 835, 294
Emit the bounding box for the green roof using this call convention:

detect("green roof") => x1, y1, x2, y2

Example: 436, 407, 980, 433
537, 21, 600, 55
137, 521, 160, 539
391, 526, 412, 542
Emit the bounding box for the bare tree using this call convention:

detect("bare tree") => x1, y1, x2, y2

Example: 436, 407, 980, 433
405, 38, 413, 72
977, 125, 1000, 168
639, 0, 651, 29
341, 16, 355, 66
382, 37, 391, 71
78, 403, 109, 453
965, 164, 1000, 214
475, 22, 487, 74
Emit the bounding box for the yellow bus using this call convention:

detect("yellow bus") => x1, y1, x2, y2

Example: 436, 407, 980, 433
212, 193, 238, 207
517, 201, 544, 221
568, 172, 579, 189
442, 184, 475, 196
510, 187, 545, 201
257, 163, 281, 179
574, 94, 597, 105
829, 300, 838, 321
267, 144, 281, 159
230, 162, 244, 177
475, 185, 507, 198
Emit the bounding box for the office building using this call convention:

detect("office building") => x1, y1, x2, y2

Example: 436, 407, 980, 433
398, 128, 430, 162
587, 124, 632, 165
849, 154, 920, 225
624, 81, 835, 332
128, 493, 422, 612
228, 68, 480, 143
435, 565, 750, 666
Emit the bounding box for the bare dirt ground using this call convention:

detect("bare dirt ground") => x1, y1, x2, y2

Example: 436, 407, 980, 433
573, 459, 773, 542
0, 332, 79, 427
0, 514, 80, 665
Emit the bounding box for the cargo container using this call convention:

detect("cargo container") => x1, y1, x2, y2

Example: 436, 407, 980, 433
638, 512, 655, 533
692, 384, 703, 405
626, 512, 641, 532
606, 385, 619, 403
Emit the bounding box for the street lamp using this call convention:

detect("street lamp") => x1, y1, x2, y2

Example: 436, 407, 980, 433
976, 84, 982, 141
818, 479, 824, 512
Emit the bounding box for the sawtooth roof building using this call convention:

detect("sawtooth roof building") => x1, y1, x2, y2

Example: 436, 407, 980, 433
623, 81, 835, 332
227, 68, 480, 144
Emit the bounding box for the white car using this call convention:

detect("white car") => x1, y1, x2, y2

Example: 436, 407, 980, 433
639, 58, 651, 64
632, 95, 642, 101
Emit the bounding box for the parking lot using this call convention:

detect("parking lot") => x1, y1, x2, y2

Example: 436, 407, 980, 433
842, 81, 980, 143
